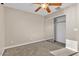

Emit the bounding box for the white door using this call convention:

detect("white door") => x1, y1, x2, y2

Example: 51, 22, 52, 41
55, 15, 66, 43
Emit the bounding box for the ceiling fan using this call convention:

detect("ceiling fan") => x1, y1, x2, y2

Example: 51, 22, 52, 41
34, 3, 62, 13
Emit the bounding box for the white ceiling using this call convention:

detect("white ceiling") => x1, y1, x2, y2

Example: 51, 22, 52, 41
4, 3, 73, 16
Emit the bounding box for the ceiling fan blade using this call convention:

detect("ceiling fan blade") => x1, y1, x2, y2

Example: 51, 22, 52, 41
46, 7, 51, 13
48, 3, 62, 6
35, 7, 41, 12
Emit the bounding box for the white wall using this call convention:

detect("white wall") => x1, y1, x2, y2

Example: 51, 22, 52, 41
45, 4, 77, 41
4, 4, 79, 50
76, 4, 79, 51
0, 4, 79, 52
0, 5, 5, 55
64, 4, 77, 41
45, 4, 79, 51
44, 17, 54, 40
4, 7, 45, 47
64, 5, 78, 51
45, 10, 64, 41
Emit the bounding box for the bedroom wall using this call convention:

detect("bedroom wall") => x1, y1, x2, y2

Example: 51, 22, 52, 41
45, 4, 79, 51
44, 16, 54, 40
45, 4, 77, 41
76, 4, 79, 51
1, 4, 79, 51
64, 4, 77, 41
0, 5, 5, 55
45, 10, 64, 41
4, 7, 45, 47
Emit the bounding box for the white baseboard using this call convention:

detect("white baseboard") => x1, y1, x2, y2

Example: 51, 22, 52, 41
66, 47, 78, 52
4, 39, 50, 49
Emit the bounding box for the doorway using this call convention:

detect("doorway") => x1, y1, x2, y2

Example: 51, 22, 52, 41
54, 15, 66, 44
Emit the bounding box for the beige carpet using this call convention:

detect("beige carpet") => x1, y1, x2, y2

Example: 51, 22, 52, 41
3, 40, 65, 56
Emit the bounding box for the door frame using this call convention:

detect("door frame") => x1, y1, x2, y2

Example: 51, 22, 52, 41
54, 15, 66, 43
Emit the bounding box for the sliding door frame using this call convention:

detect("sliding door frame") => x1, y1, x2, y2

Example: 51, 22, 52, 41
54, 15, 66, 43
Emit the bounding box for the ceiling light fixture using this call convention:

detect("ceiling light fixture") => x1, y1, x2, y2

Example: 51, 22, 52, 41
34, 3, 62, 13
41, 4, 48, 9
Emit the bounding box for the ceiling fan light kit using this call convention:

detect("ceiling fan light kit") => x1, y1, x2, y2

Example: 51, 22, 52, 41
34, 3, 62, 14
41, 4, 48, 9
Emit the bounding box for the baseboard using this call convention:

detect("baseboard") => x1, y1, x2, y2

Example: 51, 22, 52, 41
4, 39, 50, 49
66, 47, 78, 52
54, 40, 65, 45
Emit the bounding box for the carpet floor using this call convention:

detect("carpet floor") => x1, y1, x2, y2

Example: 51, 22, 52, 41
3, 40, 65, 56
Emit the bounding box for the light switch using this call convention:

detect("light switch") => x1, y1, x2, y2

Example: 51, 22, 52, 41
73, 28, 78, 31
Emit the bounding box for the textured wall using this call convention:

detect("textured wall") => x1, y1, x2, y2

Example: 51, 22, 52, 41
5, 7, 45, 47
0, 6, 5, 55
